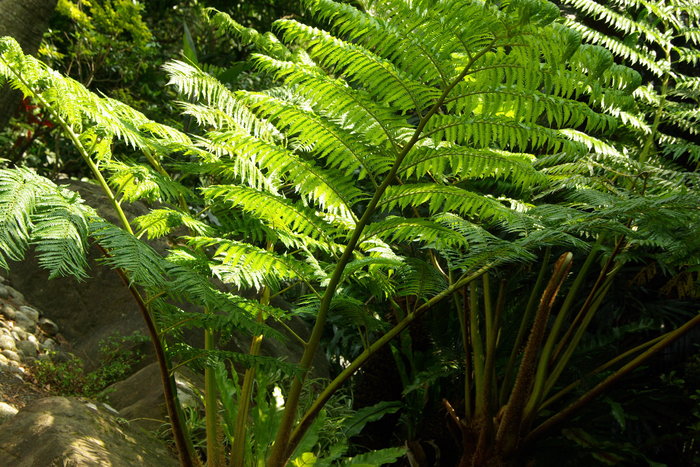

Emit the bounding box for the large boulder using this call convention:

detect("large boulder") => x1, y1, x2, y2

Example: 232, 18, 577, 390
103, 362, 203, 432
0, 396, 177, 466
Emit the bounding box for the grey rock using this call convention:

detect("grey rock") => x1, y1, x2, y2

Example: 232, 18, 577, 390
13, 312, 35, 332
0, 353, 9, 365
40, 338, 58, 352
6, 287, 24, 303
0, 397, 177, 467
38, 317, 59, 337
0, 402, 18, 424
0, 334, 16, 351
0, 284, 9, 299
0, 304, 16, 320
18, 306, 39, 323
1, 349, 20, 362
16, 339, 38, 358
11, 329, 28, 341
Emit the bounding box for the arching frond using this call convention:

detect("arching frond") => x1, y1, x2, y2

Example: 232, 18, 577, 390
379, 184, 513, 221
400, 144, 546, 188
240, 91, 392, 182
361, 216, 469, 250
164, 60, 280, 140
134, 208, 213, 240
274, 18, 440, 113
201, 185, 341, 252
186, 236, 319, 291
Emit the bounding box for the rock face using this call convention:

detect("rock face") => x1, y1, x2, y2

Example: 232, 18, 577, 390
0, 396, 177, 466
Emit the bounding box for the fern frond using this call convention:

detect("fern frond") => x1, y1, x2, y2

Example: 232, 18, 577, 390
201, 185, 341, 252
107, 160, 193, 203
200, 128, 365, 220
240, 91, 392, 182
400, 144, 546, 188
89, 220, 168, 287
206, 9, 292, 61
274, 18, 440, 113
361, 216, 468, 250
0, 169, 92, 279
252, 54, 412, 153
134, 208, 213, 240
164, 60, 280, 140
379, 184, 512, 221
186, 236, 318, 291
395, 258, 448, 300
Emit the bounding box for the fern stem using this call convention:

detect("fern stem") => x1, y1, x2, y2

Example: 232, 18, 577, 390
204, 325, 222, 467
500, 247, 551, 405
539, 333, 666, 412
523, 241, 602, 418
232, 249, 272, 467
456, 286, 473, 419
470, 283, 486, 415
267, 37, 499, 465
495, 253, 572, 454
524, 310, 700, 447
229, 322, 263, 467
3, 60, 196, 465
101, 246, 196, 467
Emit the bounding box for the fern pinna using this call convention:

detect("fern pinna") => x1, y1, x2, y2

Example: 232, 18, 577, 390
2, 0, 697, 465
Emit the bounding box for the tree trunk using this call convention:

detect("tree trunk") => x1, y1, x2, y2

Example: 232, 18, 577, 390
0, 0, 58, 130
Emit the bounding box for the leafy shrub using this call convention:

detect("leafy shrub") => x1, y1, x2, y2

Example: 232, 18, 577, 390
32, 331, 148, 397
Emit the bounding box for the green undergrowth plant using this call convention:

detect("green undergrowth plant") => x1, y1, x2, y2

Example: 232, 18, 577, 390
32, 331, 148, 397
0, 0, 698, 465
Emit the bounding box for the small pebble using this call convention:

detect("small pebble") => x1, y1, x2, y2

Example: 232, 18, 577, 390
0, 402, 18, 424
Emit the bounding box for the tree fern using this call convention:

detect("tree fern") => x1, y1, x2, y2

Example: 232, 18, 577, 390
3, 0, 684, 464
